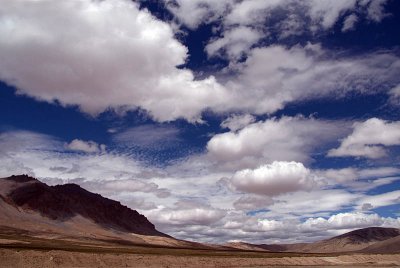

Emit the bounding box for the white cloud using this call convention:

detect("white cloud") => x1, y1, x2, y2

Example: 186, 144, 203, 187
0, 0, 229, 122
342, 14, 358, 32
0, 130, 149, 182
233, 195, 274, 210
205, 26, 262, 60
302, 212, 388, 231
207, 116, 348, 170
319, 166, 400, 184
66, 139, 106, 153
147, 201, 226, 226
389, 84, 400, 104
308, 0, 358, 29
364, 0, 390, 22
328, 118, 400, 159
113, 125, 180, 148
224, 45, 400, 115
223, 0, 284, 27
358, 190, 400, 210
164, 0, 234, 29
231, 161, 317, 196
0, 0, 397, 123
167, 0, 391, 63
268, 190, 360, 216
85, 179, 169, 196
220, 114, 256, 131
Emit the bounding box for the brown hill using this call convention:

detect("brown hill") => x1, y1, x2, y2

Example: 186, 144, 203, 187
287, 227, 400, 253
226, 227, 400, 253
361, 235, 400, 253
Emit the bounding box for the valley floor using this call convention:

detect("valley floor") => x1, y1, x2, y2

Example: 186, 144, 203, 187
1, 242, 400, 268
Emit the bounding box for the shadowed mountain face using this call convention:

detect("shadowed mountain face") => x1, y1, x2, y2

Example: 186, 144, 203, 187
2, 175, 166, 237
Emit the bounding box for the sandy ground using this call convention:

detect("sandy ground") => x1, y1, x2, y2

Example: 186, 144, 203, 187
1, 248, 400, 267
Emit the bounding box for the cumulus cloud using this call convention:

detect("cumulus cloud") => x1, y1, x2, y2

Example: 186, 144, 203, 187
66, 139, 106, 153
231, 161, 317, 196
207, 116, 348, 170
328, 118, 400, 159
0, 0, 228, 122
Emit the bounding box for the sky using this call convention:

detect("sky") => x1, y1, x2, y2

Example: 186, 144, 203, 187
1, 0, 400, 244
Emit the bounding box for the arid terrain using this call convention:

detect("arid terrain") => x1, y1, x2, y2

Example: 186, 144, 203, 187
1, 175, 400, 267
1, 232, 400, 268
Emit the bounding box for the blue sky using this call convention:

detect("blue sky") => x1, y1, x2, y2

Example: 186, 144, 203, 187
1, 0, 400, 244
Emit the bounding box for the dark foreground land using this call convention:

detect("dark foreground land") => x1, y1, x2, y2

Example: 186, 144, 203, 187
0, 232, 399, 268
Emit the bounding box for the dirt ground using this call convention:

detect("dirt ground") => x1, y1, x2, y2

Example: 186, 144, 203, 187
1, 248, 400, 267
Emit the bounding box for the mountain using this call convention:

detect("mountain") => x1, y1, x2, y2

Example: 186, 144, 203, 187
1, 174, 163, 236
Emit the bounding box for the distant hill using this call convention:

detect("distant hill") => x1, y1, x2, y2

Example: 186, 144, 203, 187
296, 227, 400, 253
226, 227, 400, 253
